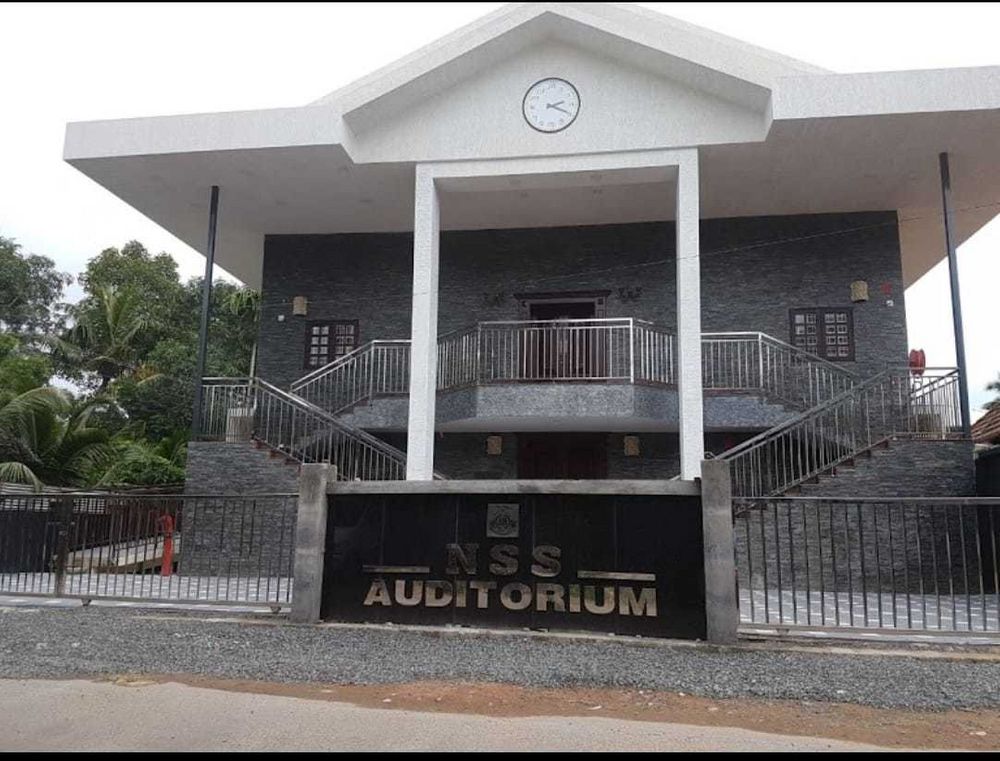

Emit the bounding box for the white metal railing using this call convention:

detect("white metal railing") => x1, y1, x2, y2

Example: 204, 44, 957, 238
722, 368, 964, 500
702, 332, 857, 409
441, 318, 657, 386
199, 377, 412, 481
290, 322, 856, 416
291, 340, 411, 414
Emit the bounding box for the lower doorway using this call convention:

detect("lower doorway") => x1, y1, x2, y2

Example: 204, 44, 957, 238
517, 433, 608, 479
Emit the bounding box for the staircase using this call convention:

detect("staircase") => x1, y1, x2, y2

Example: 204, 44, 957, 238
718, 367, 965, 502
198, 377, 423, 481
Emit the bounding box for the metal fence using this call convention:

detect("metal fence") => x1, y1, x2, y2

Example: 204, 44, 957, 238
0, 492, 297, 606
735, 497, 999, 633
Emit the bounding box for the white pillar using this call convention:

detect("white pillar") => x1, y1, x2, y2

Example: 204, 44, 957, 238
406, 166, 440, 480
676, 151, 704, 480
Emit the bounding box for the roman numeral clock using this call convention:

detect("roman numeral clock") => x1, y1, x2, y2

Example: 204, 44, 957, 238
522, 78, 580, 133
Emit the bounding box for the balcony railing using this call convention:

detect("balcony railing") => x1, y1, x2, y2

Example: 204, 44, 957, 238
291, 320, 857, 416
438, 318, 675, 387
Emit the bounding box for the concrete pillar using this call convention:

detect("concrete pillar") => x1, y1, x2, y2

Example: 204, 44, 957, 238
700, 458, 738, 645
290, 463, 332, 624
676, 151, 704, 480
406, 166, 440, 480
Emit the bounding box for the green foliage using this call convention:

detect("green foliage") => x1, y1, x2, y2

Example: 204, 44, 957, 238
0, 334, 51, 394
94, 439, 185, 487
112, 338, 195, 441
0, 234, 257, 489
0, 236, 71, 335
57, 286, 150, 390
0, 387, 112, 489
987, 374, 1000, 411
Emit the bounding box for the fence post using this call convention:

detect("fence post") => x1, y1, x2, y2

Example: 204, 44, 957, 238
290, 463, 332, 624
700, 458, 738, 645
51, 496, 73, 597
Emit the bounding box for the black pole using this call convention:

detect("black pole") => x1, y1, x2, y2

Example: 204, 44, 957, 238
938, 153, 972, 436
191, 185, 220, 438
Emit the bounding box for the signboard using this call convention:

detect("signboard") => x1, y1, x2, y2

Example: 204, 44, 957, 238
322, 493, 705, 639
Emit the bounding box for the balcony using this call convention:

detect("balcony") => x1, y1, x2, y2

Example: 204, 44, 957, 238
290, 319, 857, 432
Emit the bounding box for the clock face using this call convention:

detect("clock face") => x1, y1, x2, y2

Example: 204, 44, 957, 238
522, 78, 580, 133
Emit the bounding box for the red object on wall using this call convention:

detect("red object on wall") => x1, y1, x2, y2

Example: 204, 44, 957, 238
908, 349, 926, 376
881, 282, 893, 296
158, 514, 175, 577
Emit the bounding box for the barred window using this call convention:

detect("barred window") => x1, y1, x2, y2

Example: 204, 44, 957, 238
305, 320, 358, 369
789, 308, 854, 361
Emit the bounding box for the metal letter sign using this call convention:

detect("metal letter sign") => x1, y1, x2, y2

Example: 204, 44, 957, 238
322, 493, 706, 639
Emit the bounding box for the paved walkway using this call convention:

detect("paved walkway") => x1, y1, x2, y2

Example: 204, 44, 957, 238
0, 679, 896, 752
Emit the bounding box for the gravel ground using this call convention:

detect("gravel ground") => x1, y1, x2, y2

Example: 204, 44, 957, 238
1, 605, 999, 711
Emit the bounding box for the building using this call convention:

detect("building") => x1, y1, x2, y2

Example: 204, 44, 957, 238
64, 3, 997, 498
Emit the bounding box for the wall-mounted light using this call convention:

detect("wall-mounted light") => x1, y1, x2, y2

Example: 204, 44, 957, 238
292, 296, 308, 316
486, 435, 503, 456
850, 280, 869, 303
623, 435, 640, 457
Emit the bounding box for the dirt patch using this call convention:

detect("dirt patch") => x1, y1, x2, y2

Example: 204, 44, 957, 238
114, 674, 998, 751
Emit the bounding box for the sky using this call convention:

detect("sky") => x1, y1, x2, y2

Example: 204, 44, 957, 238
0, 2, 997, 416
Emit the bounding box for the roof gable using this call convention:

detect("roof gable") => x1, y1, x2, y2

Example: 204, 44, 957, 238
315, 3, 829, 132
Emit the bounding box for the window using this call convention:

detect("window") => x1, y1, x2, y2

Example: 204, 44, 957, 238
789, 308, 854, 361
304, 320, 358, 369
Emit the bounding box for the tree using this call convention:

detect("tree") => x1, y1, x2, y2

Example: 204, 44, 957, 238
57, 286, 150, 391
0, 235, 71, 335
0, 387, 111, 489
73, 241, 186, 360
0, 334, 51, 394
986, 374, 1000, 411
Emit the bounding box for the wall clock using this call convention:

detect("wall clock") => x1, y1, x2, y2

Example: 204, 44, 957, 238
522, 78, 580, 133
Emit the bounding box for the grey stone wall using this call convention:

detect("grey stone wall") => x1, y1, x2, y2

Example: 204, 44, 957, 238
182, 442, 300, 576
434, 433, 519, 479
184, 441, 300, 495
258, 212, 907, 388
798, 439, 976, 498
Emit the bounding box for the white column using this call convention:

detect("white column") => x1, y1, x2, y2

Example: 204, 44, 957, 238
406, 166, 440, 480
675, 151, 704, 480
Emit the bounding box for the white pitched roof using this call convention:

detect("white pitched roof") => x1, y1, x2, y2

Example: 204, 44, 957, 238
314, 2, 829, 124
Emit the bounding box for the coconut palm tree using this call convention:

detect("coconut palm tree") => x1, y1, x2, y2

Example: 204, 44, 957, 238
54, 286, 150, 391
223, 287, 260, 376
0, 386, 112, 489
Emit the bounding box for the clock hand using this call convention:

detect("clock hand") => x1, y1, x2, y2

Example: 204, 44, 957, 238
547, 103, 571, 115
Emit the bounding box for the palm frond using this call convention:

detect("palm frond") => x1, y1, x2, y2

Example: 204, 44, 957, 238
0, 461, 44, 491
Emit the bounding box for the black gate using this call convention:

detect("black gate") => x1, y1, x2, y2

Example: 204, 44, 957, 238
322, 491, 705, 639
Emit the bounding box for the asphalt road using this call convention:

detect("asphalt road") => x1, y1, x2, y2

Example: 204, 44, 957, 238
0, 679, 893, 752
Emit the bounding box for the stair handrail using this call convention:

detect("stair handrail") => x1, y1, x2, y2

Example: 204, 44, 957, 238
200, 376, 421, 481
719, 366, 963, 500
291, 339, 412, 414
702, 331, 858, 409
